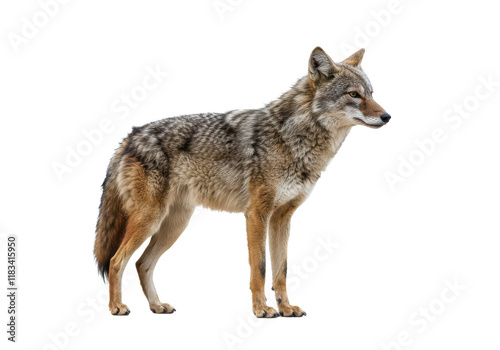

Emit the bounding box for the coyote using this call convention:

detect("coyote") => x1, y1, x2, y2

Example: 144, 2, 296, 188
94, 47, 390, 317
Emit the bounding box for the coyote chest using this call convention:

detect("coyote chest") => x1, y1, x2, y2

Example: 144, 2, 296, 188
275, 176, 315, 206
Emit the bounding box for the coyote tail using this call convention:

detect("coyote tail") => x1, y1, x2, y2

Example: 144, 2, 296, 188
94, 171, 127, 281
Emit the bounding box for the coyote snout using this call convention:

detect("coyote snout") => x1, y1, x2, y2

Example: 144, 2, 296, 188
353, 100, 391, 128
353, 99, 392, 128
94, 46, 390, 317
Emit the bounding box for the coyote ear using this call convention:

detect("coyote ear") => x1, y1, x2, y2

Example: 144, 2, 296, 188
308, 47, 339, 87
343, 48, 365, 67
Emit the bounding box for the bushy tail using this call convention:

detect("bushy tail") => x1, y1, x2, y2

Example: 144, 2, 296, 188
94, 173, 127, 281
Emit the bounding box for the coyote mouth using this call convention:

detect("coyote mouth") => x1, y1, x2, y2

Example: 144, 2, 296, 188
353, 117, 384, 128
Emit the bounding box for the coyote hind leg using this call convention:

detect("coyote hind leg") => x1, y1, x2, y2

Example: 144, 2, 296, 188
108, 210, 164, 315
136, 201, 195, 314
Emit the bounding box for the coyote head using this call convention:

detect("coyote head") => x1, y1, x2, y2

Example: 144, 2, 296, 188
308, 47, 390, 129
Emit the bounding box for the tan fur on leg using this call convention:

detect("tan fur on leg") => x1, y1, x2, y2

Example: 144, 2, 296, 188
245, 182, 279, 318
108, 210, 164, 315
270, 197, 307, 317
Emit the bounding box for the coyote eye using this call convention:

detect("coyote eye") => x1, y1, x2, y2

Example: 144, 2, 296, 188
348, 91, 360, 98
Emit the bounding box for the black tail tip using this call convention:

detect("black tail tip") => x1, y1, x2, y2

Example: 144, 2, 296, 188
97, 261, 110, 282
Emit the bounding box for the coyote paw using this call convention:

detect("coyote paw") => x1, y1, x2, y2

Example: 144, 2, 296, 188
253, 306, 279, 318
109, 303, 130, 316
278, 304, 306, 317
150, 303, 176, 314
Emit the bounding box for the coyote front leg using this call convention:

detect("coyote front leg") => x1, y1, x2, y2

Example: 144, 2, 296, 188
269, 199, 307, 317
245, 184, 279, 318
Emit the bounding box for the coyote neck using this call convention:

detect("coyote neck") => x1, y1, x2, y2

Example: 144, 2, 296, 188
268, 77, 351, 172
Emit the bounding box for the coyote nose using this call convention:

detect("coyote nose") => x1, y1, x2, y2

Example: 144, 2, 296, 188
380, 113, 391, 123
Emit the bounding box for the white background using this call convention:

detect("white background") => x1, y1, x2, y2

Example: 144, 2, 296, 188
1, 1, 499, 349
